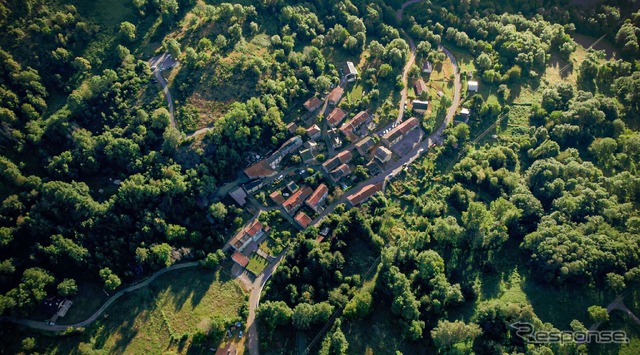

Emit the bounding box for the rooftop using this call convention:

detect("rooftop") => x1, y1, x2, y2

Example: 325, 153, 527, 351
303, 96, 323, 111
232, 251, 250, 267
306, 184, 329, 208
283, 186, 313, 212
328, 86, 344, 104
270, 190, 285, 204
229, 186, 247, 206
327, 107, 347, 127
246, 219, 264, 237
347, 182, 383, 206
294, 211, 313, 229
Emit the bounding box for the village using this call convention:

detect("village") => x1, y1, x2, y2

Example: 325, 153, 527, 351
222, 58, 476, 277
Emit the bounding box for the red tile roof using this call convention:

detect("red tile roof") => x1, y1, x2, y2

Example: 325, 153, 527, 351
339, 111, 368, 132
294, 211, 313, 229
246, 220, 264, 237
244, 161, 276, 179
232, 251, 250, 267
270, 190, 285, 204
304, 96, 323, 111
306, 124, 321, 137
347, 182, 383, 206
328, 87, 344, 104
305, 184, 328, 209
327, 107, 347, 127
283, 186, 313, 213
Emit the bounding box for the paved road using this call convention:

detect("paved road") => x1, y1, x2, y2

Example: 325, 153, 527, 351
150, 53, 178, 130
395, 0, 422, 123
1, 262, 199, 332
245, 251, 287, 355
312, 35, 461, 227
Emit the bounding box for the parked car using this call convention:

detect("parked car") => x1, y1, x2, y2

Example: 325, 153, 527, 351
238, 330, 243, 338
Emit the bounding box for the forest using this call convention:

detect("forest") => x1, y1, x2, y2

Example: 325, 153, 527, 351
0, 0, 639, 354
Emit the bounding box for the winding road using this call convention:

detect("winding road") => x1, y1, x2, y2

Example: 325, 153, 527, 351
3, 1, 461, 352
312, 0, 461, 227
1, 262, 198, 332
395, 0, 422, 123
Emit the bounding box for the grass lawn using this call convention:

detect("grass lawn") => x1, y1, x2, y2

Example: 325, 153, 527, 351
246, 255, 269, 276
19, 266, 247, 355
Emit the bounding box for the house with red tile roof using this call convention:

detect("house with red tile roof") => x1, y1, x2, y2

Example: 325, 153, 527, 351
328, 86, 344, 106
381, 117, 420, 147
304, 96, 323, 111
305, 184, 329, 213
327, 107, 347, 128
283, 186, 313, 215
322, 150, 353, 173
270, 190, 285, 205
339, 111, 369, 141
347, 182, 383, 206
294, 211, 313, 229
231, 251, 250, 267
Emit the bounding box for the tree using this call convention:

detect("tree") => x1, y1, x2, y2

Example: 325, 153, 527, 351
605, 273, 626, 294
21, 337, 35, 352
57, 278, 77, 297
431, 320, 482, 349
201, 250, 225, 269
258, 300, 293, 331
8, 268, 55, 310
209, 202, 227, 222
119, 22, 136, 42
588, 305, 609, 323
292, 303, 315, 329
150, 243, 173, 267
319, 325, 349, 355
100, 268, 121, 292
163, 38, 181, 58
476, 53, 492, 71
343, 291, 372, 318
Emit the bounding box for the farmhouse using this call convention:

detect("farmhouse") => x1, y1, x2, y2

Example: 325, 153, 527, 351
412, 100, 429, 111
414, 79, 427, 96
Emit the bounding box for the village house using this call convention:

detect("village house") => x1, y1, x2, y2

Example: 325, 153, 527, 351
422, 60, 433, 74
412, 99, 429, 111
305, 184, 329, 213
468, 80, 479, 92
306, 124, 321, 140
229, 186, 247, 206
328, 86, 344, 106
355, 137, 374, 156
345, 61, 358, 82
283, 186, 313, 215
327, 107, 347, 128
322, 150, 353, 173
414, 79, 427, 97
270, 190, 285, 205
347, 182, 383, 206
339, 111, 369, 141
330, 163, 352, 181
294, 211, 313, 229
229, 219, 265, 251
303, 96, 323, 112
374, 146, 393, 163
382, 117, 420, 147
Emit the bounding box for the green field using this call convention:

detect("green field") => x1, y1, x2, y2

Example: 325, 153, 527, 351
10, 267, 247, 354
